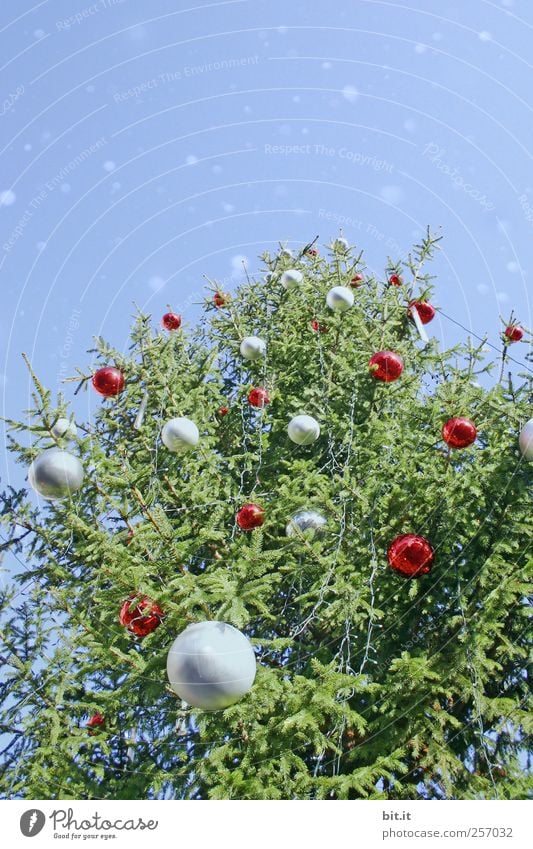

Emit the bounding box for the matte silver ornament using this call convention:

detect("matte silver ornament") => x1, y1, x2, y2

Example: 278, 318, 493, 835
326, 285, 354, 312
287, 414, 320, 445
51, 417, 77, 440
28, 448, 84, 500
281, 269, 304, 290
332, 236, 349, 252
286, 509, 327, 538
161, 417, 199, 452
518, 418, 533, 461
240, 336, 266, 360
166, 621, 256, 711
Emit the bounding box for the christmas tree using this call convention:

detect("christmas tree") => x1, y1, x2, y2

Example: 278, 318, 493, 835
1, 231, 531, 800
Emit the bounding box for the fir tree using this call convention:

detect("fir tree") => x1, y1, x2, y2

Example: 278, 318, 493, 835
0, 231, 531, 800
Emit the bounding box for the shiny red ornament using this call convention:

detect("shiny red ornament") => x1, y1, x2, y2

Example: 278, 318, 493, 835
236, 503, 265, 530
92, 367, 125, 397
387, 534, 434, 578
504, 325, 523, 343
119, 595, 164, 637
311, 319, 328, 333
389, 273, 402, 286
247, 387, 270, 408
161, 312, 182, 331
368, 351, 404, 382
408, 301, 435, 324
218, 405, 229, 416
442, 417, 477, 449
306, 247, 319, 257
87, 712, 105, 734
213, 292, 229, 308
350, 274, 364, 287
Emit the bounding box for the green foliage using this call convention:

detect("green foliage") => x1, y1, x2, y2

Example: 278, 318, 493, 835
0, 232, 531, 800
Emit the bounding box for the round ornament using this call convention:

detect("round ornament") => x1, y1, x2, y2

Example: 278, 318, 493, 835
288, 414, 320, 445
92, 366, 125, 397
408, 301, 435, 324
442, 417, 477, 449
311, 319, 328, 333
281, 269, 304, 290
51, 417, 77, 440
161, 417, 199, 453
368, 351, 404, 382
166, 621, 256, 710
286, 509, 327, 538
119, 595, 164, 637
504, 325, 523, 343
518, 418, 533, 461
87, 713, 105, 734
350, 274, 364, 287
236, 503, 265, 530
240, 336, 266, 360
389, 273, 402, 286
161, 312, 182, 331
326, 286, 354, 312
333, 236, 349, 252
247, 387, 270, 408
387, 534, 434, 578
218, 406, 229, 417
306, 247, 319, 257
28, 448, 84, 500
213, 292, 229, 308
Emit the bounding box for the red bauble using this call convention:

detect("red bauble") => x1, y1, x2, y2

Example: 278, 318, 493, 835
368, 351, 404, 382
119, 595, 164, 637
389, 273, 402, 286
161, 312, 182, 331
236, 503, 265, 530
218, 405, 229, 416
248, 387, 270, 408
442, 417, 477, 449
92, 367, 125, 397
87, 713, 105, 734
387, 534, 434, 577
408, 301, 435, 324
213, 292, 229, 308
504, 325, 523, 343
311, 319, 328, 333
306, 248, 319, 257
350, 274, 364, 287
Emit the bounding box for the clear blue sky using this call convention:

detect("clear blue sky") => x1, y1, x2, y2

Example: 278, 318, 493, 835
0, 0, 531, 492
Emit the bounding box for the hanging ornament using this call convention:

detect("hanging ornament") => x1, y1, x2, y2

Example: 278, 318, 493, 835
408, 301, 435, 325
281, 269, 304, 290
51, 417, 77, 440
166, 621, 256, 711
279, 248, 293, 259
286, 509, 327, 538
161, 417, 199, 452
442, 417, 477, 449
161, 312, 182, 331
518, 419, 533, 460
504, 324, 524, 343
28, 448, 84, 500
389, 273, 402, 286
247, 387, 270, 408
311, 319, 328, 333
326, 286, 354, 312
240, 336, 266, 360
387, 534, 434, 577
288, 414, 320, 445
92, 367, 125, 397
350, 274, 364, 287
236, 503, 265, 530
306, 247, 319, 257
87, 713, 105, 735
119, 595, 164, 637
332, 236, 349, 252
213, 292, 230, 308
368, 351, 404, 382
217, 405, 229, 417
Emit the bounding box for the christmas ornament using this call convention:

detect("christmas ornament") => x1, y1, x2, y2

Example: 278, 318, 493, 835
311, 319, 328, 333
518, 419, 533, 461
51, 417, 77, 440
236, 503, 265, 530
504, 324, 523, 343
213, 292, 229, 308
286, 509, 327, 538
247, 387, 270, 408
161, 417, 200, 452
92, 366, 125, 397
288, 414, 320, 445
281, 269, 304, 290
161, 312, 182, 331
350, 274, 364, 287
408, 301, 435, 324
387, 534, 434, 577
87, 713, 105, 735
368, 351, 403, 382
442, 417, 477, 449
119, 595, 164, 637
166, 621, 256, 711
279, 248, 293, 259
306, 247, 318, 257
326, 286, 354, 312
28, 448, 84, 500
389, 273, 402, 286
240, 336, 266, 360
218, 405, 229, 416
333, 236, 349, 252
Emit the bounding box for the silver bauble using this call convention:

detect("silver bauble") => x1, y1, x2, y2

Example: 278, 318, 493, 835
240, 336, 266, 360
166, 621, 256, 711
28, 448, 84, 500
326, 285, 354, 312
286, 509, 327, 538
518, 418, 533, 461
51, 417, 78, 440
288, 414, 320, 445
333, 236, 349, 252
281, 269, 303, 290
279, 248, 293, 259
161, 417, 199, 453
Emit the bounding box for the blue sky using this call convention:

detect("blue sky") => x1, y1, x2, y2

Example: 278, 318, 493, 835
0, 0, 531, 491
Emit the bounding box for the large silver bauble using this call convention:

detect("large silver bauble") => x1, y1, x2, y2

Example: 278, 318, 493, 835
288, 414, 320, 445
518, 418, 533, 461
28, 448, 84, 500
332, 236, 349, 252
166, 621, 256, 711
286, 509, 327, 538
281, 269, 303, 290
51, 417, 78, 440
326, 285, 354, 312
161, 417, 199, 453
240, 336, 266, 360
